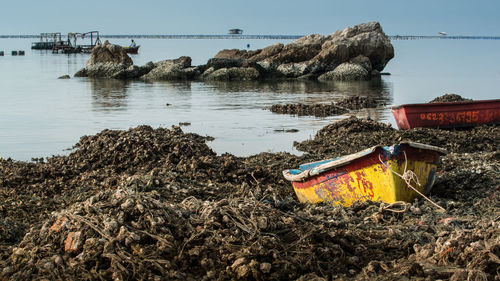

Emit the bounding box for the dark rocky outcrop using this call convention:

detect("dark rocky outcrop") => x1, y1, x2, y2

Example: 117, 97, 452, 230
74, 41, 134, 78
74, 22, 393, 81
318, 63, 369, 81
140, 57, 197, 81
204, 67, 260, 81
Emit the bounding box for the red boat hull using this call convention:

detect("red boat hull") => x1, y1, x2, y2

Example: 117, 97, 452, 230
391, 99, 500, 130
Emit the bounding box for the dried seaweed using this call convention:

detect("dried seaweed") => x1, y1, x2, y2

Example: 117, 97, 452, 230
0, 107, 498, 280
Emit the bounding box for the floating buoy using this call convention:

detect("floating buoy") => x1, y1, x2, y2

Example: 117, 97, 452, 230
0, 51, 4, 56
11, 51, 17, 56
18, 50, 25, 55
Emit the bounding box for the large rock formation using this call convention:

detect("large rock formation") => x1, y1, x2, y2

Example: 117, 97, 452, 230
74, 22, 394, 81
75, 41, 135, 78
212, 22, 393, 80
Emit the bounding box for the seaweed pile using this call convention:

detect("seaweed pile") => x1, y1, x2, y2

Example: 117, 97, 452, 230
268, 96, 382, 117
268, 103, 348, 117
0, 126, 281, 264
1, 112, 499, 279
335, 96, 381, 110
429, 94, 473, 103
295, 116, 499, 157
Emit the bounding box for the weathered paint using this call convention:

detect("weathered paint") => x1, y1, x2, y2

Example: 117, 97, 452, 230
289, 144, 442, 207
391, 99, 500, 130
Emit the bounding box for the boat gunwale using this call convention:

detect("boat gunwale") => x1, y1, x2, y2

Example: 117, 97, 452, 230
283, 142, 446, 182
391, 99, 500, 110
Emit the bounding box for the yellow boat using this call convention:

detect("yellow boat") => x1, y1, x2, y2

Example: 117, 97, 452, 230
283, 142, 447, 207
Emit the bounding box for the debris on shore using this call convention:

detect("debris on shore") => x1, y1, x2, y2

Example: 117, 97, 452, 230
429, 93, 473, 103
0, 114, 498, 280
335, 96, 382, 110
268, 96, 382, 117
295, 116, 499, 157
268, 103, 348, 117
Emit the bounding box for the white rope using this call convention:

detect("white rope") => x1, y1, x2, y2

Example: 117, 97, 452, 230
378, 151, 446, 212
381, 201, 409, 213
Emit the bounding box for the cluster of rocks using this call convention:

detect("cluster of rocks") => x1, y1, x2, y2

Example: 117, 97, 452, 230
74, 42, 157, 79
1, 104, 498, 279
74, 22, 393, 81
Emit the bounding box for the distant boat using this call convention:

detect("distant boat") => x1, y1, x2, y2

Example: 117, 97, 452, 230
438, 32, 447, 36
123, 46, 140, 54
229, 29, 243, 35
391, 99, 500, 130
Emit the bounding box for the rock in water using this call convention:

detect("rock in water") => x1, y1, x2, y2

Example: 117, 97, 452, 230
212, 21, 394, 80
204, 67, 260, 81
140, 56, 197, 81
318, 63, 369, 81
80, 41, 134, 78
87, 41, 132, 66
74, 22, 394, 81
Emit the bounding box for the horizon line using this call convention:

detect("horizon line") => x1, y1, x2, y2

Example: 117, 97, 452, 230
1, 34, 500, 40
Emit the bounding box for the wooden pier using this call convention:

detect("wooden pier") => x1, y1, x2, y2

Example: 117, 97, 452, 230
52, 31, 101, 54
31, 33, 63, 50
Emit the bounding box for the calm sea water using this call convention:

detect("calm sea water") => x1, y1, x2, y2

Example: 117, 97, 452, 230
0, 38, 499, 161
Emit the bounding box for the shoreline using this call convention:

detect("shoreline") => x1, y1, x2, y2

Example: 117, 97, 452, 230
1, 115, 498, 280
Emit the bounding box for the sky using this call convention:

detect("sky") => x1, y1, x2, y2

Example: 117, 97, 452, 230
1, 0, 499, 36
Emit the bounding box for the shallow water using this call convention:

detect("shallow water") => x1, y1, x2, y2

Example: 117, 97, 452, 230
0, 38, 498, 160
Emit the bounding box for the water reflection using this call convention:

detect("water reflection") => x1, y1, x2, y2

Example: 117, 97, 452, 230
205, 78, 390, 95
89, 78, 130, 112
323, 79, 394, 122
325, 79, 392, 100
205, 80, 337, 94
152, 80, 193, 92
204, 78, 393, 121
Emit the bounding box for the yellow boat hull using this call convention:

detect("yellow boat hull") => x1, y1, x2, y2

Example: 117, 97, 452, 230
284, 143, 446, 207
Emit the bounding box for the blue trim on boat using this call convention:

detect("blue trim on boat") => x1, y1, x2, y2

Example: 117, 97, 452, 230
298, 159, 338, 171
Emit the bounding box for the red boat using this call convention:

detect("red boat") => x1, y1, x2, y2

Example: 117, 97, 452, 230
123, 46, 140, 54
391, 99, 500, 130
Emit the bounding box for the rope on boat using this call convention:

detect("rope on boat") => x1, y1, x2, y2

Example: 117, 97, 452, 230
378, 152, 446, 212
